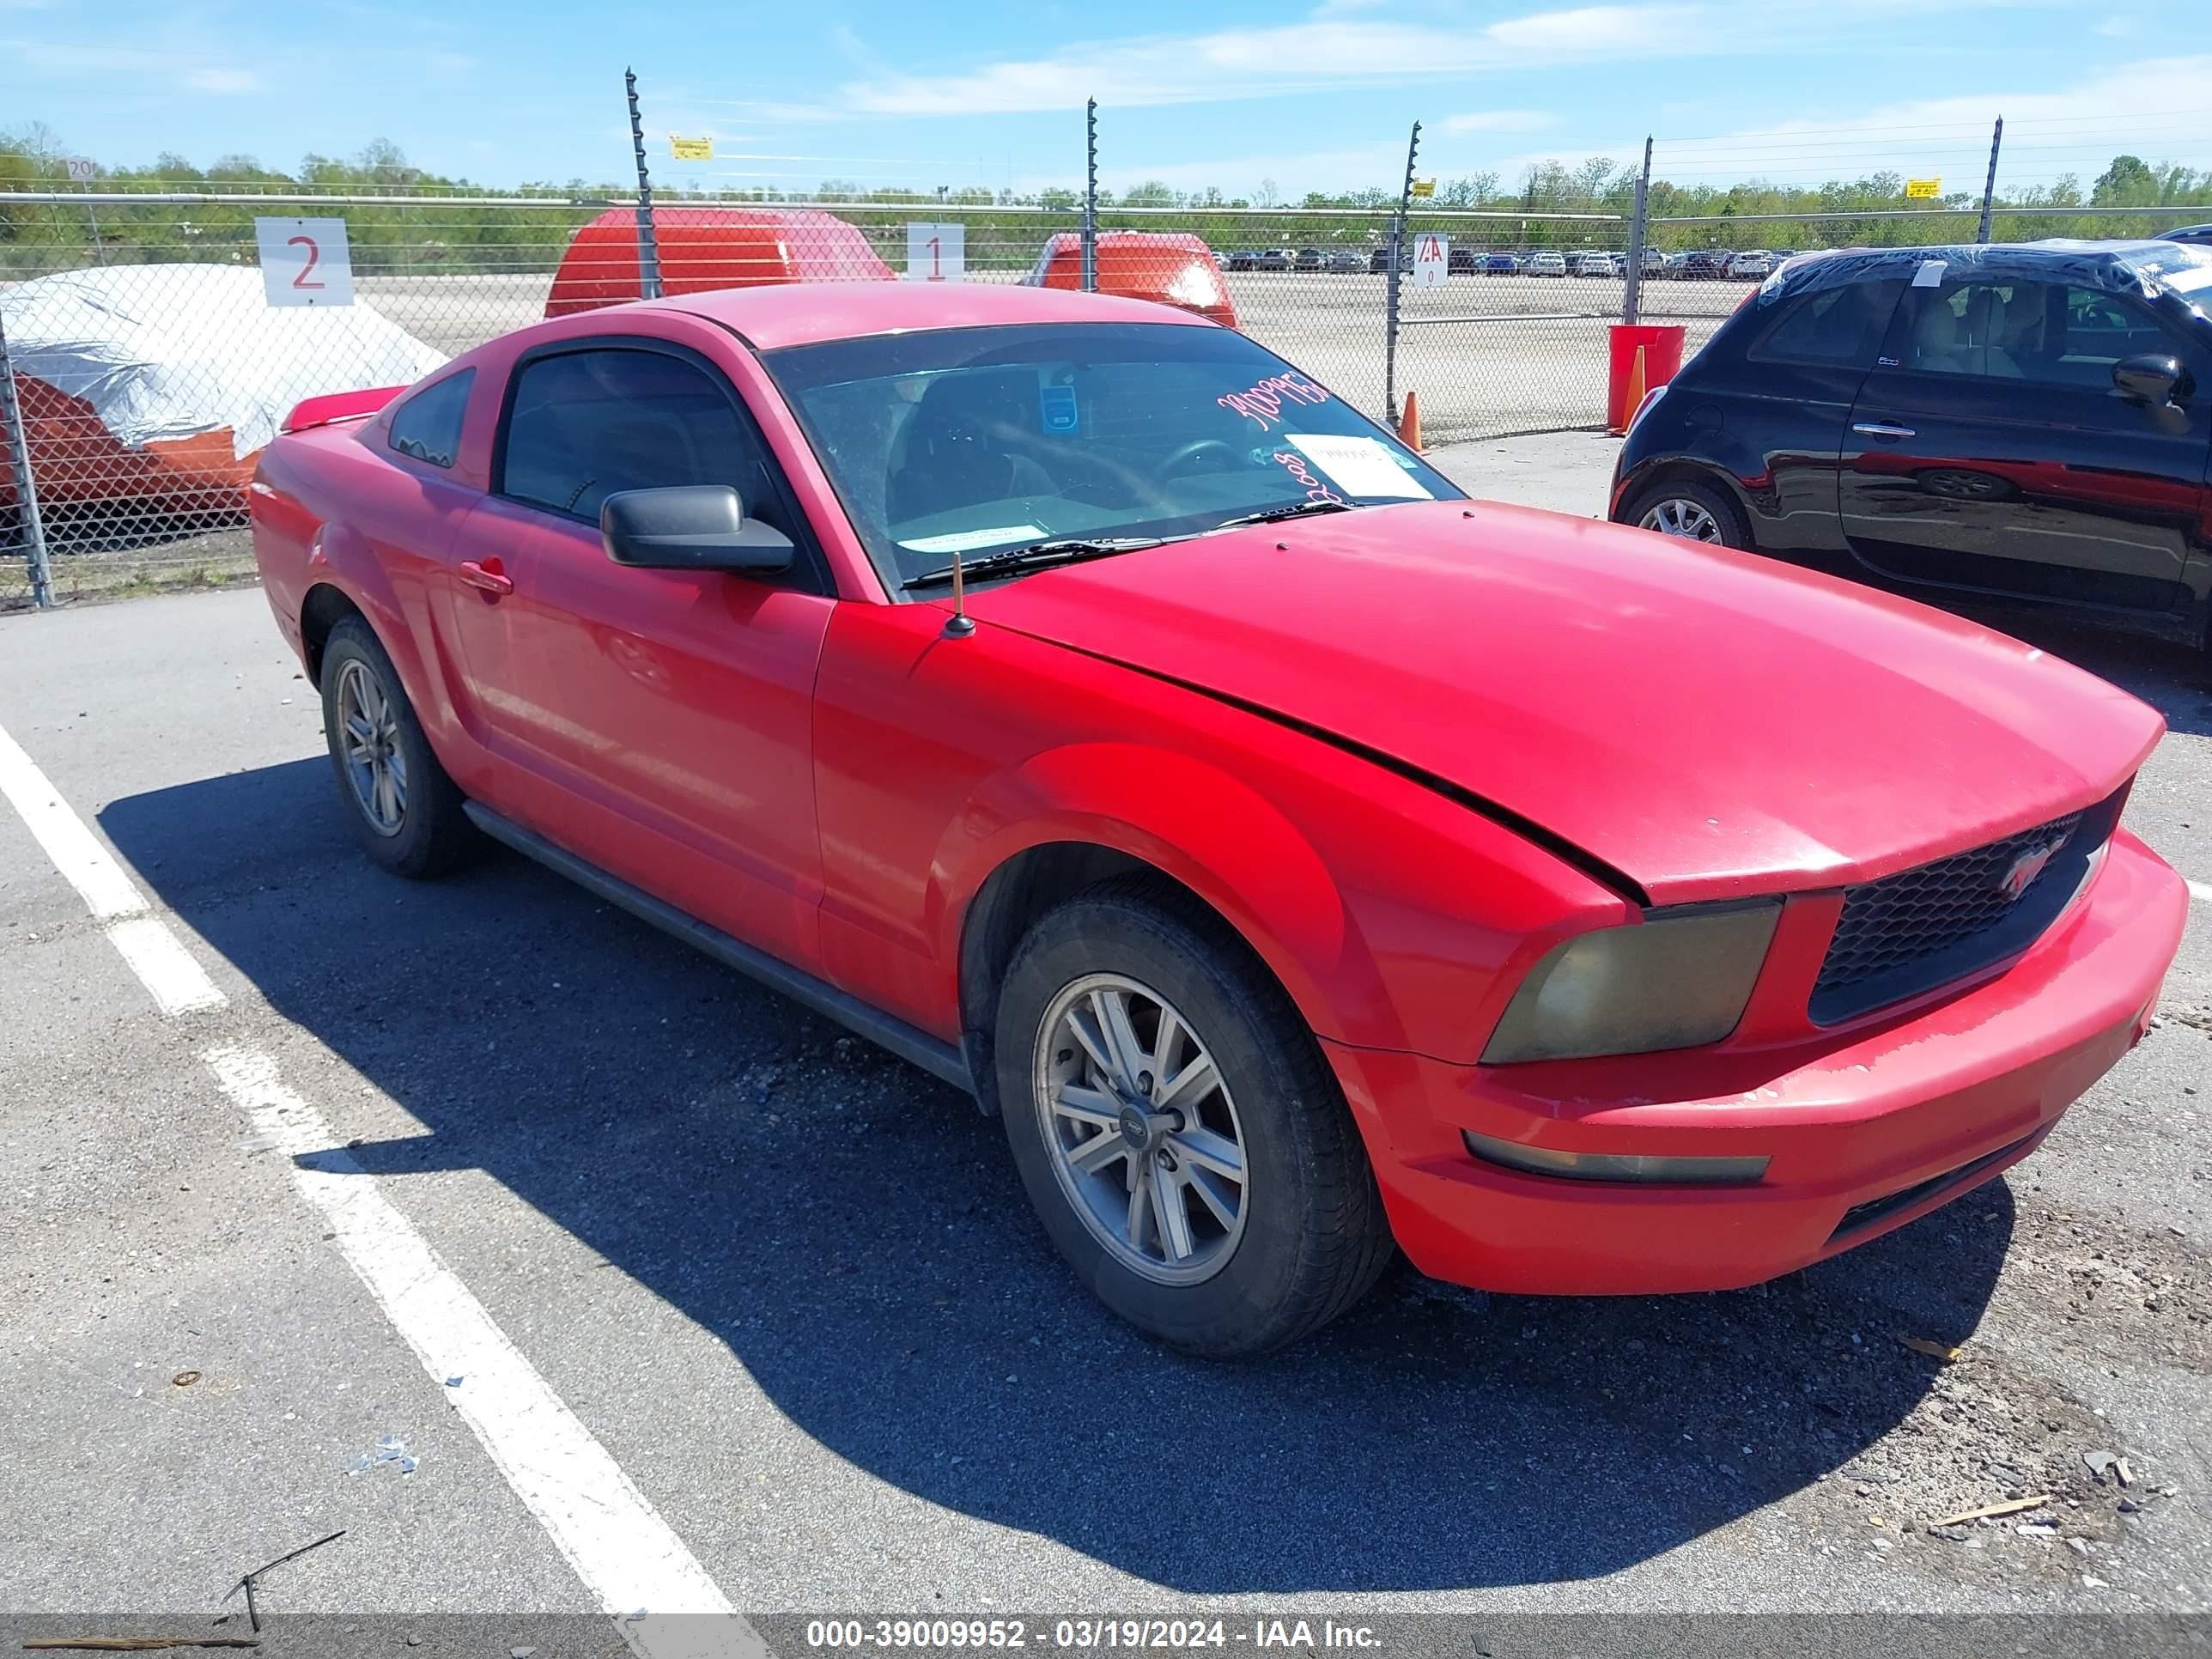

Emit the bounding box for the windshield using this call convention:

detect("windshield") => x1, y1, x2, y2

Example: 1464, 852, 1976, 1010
762, 323, 1462, 592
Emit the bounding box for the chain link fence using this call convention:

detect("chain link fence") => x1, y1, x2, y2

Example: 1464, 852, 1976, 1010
9, 175, 2212, 608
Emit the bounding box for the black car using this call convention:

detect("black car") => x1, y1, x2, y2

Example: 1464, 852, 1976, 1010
1678, 250, 1730, 279
2162, 224, 2212, 246
1611, 241, 2212, 656
1367, 243, 1411, 273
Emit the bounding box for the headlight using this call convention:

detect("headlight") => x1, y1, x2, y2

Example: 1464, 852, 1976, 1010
1482, 900, 1781, 1064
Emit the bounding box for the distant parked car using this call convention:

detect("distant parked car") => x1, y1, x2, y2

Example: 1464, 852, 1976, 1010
1449, 245, 1481, 275
1223, 249, 1259, 271
1680, 250, 1729, 280
1570, 251, 1616, 278
1729, 250, 1775, 279
1525, 250, 1568, 277
1328, 248, 1364, 273
1481, 251, 1522, 275
1252, 248, 1292, 272
1294, 247, 1327, 272
1368, 243, 1412, 274
2160, 224, 2212, 245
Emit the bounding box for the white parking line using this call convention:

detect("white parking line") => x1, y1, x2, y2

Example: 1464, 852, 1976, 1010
0, 723, 224, 1012
2192, 879, 2212, 906
0, 715, 760, 1658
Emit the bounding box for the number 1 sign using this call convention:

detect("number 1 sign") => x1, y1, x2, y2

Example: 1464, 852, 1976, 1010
256, 217, 356, 307
905, 222, 965, 283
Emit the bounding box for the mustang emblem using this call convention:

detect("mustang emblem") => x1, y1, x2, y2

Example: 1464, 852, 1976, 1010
1998, 837, 2067, 901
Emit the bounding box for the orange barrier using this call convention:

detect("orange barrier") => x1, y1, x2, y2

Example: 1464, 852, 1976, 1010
1026, 233, 1238, 329
544, 207, 893, 317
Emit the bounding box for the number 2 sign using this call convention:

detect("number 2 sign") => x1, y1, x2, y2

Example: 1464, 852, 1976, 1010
256, 217, 356, 307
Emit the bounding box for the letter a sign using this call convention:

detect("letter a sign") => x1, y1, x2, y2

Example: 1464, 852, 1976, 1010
1412, 233, 1449, 288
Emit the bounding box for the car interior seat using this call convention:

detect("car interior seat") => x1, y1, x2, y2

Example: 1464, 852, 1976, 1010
887, 371, 1059, 525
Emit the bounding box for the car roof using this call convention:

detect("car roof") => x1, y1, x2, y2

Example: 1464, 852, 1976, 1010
647, 279, 1218, 351
1765, 238, 2212, 305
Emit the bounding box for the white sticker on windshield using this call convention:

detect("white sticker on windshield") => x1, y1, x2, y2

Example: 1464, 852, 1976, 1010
1911, 259, 1947, 289
898, 524, 1045, 555
1286, 434, 1433, 500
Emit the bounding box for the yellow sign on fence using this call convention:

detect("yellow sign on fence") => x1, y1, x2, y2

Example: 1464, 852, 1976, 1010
1409, 179, 1437, 199
670, 136, 714, 161
1905, 177, 1942, 199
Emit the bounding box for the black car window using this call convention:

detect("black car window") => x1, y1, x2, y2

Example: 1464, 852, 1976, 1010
386, 370, 474, 469
1898, 279, 2205, 390
1749, 279, 1905, 366
498, 348, 787, 530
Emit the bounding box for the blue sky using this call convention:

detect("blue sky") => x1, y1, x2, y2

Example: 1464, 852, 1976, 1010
6, 0, 2209, 198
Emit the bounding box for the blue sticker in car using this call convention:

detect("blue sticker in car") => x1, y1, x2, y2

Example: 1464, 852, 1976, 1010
1039, 384, 1079, 434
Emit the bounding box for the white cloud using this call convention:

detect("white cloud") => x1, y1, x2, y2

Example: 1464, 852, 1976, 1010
840, 3, 1712, 116
186, 66, 263, 94
1443, 109, 1559, 134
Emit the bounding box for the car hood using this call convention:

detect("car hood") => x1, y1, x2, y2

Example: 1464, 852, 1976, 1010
966, 501, 2165, 904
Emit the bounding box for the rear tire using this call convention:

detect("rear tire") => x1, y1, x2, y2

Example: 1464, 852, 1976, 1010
1623, 477, 1753, 550
994, 877, 1395, 1358
319, 617, 478, 878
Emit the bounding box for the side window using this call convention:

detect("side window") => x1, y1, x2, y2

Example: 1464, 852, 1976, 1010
497, 348, 786, 529
1749, 279, 1905, 367
387, 370, 474, 469
1898, 278, 2204, 388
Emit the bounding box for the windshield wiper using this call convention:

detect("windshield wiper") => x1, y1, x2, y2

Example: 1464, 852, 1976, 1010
1207, 499, 1361, 532
902, 538, 1165, 590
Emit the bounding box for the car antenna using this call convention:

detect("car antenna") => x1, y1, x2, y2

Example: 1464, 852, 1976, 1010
945, 545, 976, 637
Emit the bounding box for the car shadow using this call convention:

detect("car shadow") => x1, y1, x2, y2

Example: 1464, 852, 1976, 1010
103, 758, 2008, 1593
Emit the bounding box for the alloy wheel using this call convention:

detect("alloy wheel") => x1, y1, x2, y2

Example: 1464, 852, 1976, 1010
1638, 497, 1724, 542
335, 657, 408, 836
1031, 973, 1249, 1286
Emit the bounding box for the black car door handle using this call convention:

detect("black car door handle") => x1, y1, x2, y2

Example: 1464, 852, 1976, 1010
1851, 422, 1917, 440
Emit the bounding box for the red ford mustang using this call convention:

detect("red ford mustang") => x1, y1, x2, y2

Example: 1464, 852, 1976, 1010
251, 283, 2188, 1356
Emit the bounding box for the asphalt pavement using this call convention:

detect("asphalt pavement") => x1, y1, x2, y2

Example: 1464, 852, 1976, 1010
2, 447, 2209, 1655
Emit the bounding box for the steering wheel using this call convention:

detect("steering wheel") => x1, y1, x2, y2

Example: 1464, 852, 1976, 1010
1157, 439, 1243, 477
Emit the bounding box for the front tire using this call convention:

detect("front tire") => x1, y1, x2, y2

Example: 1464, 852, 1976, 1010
319, 617, 478, 878
994, 878, 1395, 1358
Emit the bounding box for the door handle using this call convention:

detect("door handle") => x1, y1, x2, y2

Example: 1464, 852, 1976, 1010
458, 559, 514, 596
1850, 422, 1917, 440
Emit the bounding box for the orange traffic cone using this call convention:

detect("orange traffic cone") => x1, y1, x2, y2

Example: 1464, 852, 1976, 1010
1609, 345, 1648, 436
1397, 390, 1425, 453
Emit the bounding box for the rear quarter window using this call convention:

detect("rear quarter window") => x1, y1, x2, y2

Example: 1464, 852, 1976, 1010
1747, 279, 1905, 367
386, 370, 474, 470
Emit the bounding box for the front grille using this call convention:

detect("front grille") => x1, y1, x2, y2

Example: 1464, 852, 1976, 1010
1808, 799, 2114, 1026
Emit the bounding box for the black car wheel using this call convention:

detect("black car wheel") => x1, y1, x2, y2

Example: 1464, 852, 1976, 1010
1624, 477, 1753, 550
319, 617, 480, 878
994, 876, 1395, 1358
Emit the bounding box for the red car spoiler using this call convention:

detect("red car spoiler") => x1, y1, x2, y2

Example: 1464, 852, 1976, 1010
281, 386, 406, 435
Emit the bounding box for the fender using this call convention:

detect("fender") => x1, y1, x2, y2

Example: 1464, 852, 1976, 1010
297, 522, 485, 789
928, 741, 1411, 1056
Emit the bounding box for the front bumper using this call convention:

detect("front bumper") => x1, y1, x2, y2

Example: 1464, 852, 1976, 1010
1324, 830, 2186, 1296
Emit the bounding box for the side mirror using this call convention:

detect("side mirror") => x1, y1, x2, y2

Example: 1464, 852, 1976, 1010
600, 485, 794, 574
2112, 353, 2189, 407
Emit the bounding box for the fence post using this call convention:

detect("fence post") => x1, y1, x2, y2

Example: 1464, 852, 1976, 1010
0, 306, 54, 610
1624, 136, 1652, 325
1081, 99, 1098, 294
1976, 115, 2003, 245
1383, 119, 1420, 428
625, 67, 665, 301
